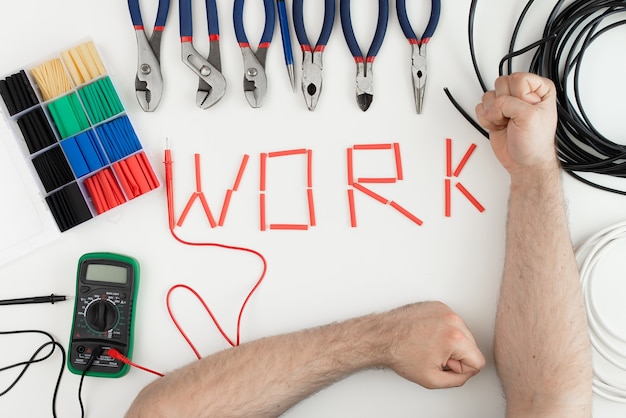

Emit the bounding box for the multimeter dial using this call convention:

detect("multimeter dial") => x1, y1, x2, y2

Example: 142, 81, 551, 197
84, 298, 119, 332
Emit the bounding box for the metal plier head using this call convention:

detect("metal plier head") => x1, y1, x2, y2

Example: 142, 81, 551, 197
355, 61, 374, 112
241, 46, 268, 108
411, 43, 427, 114
135, 31, 163, 112
181, 42, 227, 109
301, 50, 324, 111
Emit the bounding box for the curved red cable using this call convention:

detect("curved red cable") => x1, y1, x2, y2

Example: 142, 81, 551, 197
165, 147, 268, 354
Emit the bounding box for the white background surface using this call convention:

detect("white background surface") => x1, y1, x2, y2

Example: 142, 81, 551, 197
1, 0, 626, 417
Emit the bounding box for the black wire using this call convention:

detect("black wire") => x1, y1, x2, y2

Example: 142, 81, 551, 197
443, 87, 488, 138
0, 330, 66, 418
78, 345, 103, 418
442, 0, 489, 138
447, 0, 626, 195
468, 0, 487, 93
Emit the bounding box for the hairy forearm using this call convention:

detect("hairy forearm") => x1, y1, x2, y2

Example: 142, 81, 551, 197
126, 313, 389, 418
495, 163, 592, 416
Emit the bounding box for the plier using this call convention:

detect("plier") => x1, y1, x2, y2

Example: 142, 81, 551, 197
128, 0, 170, 112
233, 0, 275, 108
179, 0, 227, 109
397, 0, 440, 114
293, 0, 335, 111
340, 0, 389, 112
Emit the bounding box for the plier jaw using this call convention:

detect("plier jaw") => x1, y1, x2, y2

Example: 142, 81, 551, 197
241, 47, 268, 108
181, 42, 227, 109
134, 31, 163, 112
355, 61, 374, 112
301, 51, 323, 111
411, 44, 427, 114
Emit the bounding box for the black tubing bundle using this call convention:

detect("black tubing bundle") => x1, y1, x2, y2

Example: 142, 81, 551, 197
448, 0, 626, 195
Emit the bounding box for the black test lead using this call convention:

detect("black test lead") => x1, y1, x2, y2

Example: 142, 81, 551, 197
0, 294, 67, 306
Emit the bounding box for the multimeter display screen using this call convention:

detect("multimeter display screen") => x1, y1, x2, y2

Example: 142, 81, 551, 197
85, 263, 128, 284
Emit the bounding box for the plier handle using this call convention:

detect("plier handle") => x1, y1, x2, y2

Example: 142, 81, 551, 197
129, 0, 170, 112
233, 0, 275, 108
179, 0, 227, 109
397, 0, 441, 113
340, 0, 389, 111
293, 0, 335, 111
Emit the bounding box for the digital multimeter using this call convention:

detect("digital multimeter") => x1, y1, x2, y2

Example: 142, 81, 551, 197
68, 252, 139, 377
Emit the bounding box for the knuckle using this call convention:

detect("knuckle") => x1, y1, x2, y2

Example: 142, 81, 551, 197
448, 328, 466, 342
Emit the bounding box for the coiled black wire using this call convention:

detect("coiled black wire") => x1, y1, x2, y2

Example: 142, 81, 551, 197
447, 0, 626, 195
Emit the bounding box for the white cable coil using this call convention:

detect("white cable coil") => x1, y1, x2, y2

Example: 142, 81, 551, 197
576, 221, 626, 402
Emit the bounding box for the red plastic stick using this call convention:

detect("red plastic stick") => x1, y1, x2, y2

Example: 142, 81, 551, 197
347, 189, 357, 227
259, 193, 266, 231
103, 167, 125, 204
119, 159, 139, 197
307, 188, 316, 226
446, 138, 452, 178
218, 189, 233, 226
347, 148, 354, 186
390, 201, 423, 226
232, 154, 249, 191
112, 161, 133, 199
194, 154, 202, 191
353, 143, 392, 150
453, 143, 477, 177
456, 183, 485, 212
393, 142, 403, 180
307, 149, 313, 188
137, 152, 159, 189
126, 155, 150, 194
269, 224, 308, 230
84, 176, 104, 214
445, 179, 451, 217
268, 148, 307, 157
352, 182, 389, 205
260, 153, 267, 192
357, 178, 396, 183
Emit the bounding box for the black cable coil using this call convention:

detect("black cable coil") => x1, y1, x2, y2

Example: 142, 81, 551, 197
447, 0, 626, 195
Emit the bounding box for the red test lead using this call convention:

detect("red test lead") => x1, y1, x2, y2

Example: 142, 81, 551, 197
163, 144, 268, 353
106, 348, 163, 377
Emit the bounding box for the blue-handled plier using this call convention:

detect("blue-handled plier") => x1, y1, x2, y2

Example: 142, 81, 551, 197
397, 0, 441, 114
128, 0, 170, 112
293, 0, 335, 111
233, 0, 275, 108
340, 0, 389, 112
179, 0, 227, 109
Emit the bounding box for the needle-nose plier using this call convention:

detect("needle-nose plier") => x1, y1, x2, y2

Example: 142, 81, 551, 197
397, 0, 440, 114
128, 0, 170, 112
233, 0, 275, 108
179, 0, 227, 109
293, 0, 335, 111
340, 0, 389, 112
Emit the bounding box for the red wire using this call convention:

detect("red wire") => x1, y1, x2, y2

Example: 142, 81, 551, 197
121, 147, 268, 377
107, 348, 164, 377
165, 147, 268, 352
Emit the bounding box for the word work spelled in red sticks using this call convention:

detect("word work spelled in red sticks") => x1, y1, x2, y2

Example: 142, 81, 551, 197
167, 139, 484, 231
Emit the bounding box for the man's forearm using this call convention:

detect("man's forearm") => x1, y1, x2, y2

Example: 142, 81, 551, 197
495, 163, 592, 416
126, 300, 485, 417
126, 312, 389, 418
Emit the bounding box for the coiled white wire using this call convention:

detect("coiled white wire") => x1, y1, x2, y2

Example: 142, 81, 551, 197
576, 221, 626, 402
